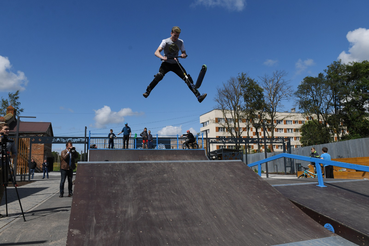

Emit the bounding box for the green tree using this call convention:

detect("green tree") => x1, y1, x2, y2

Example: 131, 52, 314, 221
325, 61, 346, 141
242, 76, 265, 151
339, 61, 369, 139
300, 120, 331, 146
0, 90, 24, 116
294, 72, 335, 143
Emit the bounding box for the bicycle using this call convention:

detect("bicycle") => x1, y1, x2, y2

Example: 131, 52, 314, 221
182, 141, 199, 149
298, 165, 317, 178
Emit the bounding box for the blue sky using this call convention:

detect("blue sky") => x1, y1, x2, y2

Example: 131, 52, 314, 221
1, 0, 369, 152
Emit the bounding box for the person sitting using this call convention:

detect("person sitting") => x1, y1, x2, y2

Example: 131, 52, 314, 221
183, 130, 195, 148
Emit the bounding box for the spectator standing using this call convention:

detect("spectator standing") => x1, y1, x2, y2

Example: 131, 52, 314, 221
60, 141, 78, 197
0, 123, 17, 218
321, 147, 334, 178
118, 123, 131, 149
148, 130, 153, 149
140, 127, 148, 149
42, 159, 49, 179
29, 158, 37, 179
108, 129, 116, 149
309, 147, 320, 173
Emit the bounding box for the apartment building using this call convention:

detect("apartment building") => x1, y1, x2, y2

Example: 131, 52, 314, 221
200, 109, 311, 152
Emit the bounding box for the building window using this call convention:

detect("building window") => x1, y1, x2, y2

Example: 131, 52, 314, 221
276, 120, 283, 124
287, 128, 293, 133
202, 121, 209, 127
286, 120, 292, 125
219, 127, 226, 132
277, 128, 283, 133
293, 120, 299, 124
218, 118, 225, 123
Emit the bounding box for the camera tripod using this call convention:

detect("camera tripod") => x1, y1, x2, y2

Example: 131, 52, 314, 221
1, 136, 26, 221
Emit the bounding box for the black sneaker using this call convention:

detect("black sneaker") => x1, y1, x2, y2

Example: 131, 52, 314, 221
59, 194, 63, 198
143, 91, 150, 98
197, 93, 207, 103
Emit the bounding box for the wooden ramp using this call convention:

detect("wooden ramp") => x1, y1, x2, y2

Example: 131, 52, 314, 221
66, 159, 344, 246
271, 179, 369, 245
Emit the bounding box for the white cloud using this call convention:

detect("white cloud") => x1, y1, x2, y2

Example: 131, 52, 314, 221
264, 59, 278, 66
192, 0, 246, 11
295, 58, 315, 75
338, 28, 369, 64
0, 55, 28, 91
60, 106, 74, 113
157, 126, 198, 136
93, 106, 142, 128
158, 125, 182, 136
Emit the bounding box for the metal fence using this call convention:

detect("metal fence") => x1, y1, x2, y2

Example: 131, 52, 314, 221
88, 132, 205, 150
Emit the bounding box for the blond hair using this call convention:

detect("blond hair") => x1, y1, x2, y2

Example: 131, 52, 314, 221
172, 26, 181, 33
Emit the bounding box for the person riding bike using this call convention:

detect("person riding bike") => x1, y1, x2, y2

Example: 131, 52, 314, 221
183, 130, 196, 148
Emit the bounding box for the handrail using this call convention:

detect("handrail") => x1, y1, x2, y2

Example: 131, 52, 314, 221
88, 131, 204, 150
248, 153, 369, 187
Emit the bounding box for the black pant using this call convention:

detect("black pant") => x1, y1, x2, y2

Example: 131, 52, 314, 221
185, 139, 195, 148
60, 169, 73, 195
108, 139, 114, 149
123, 135, 129, 149
148, 62, 199, 96
325, 165, 334, 178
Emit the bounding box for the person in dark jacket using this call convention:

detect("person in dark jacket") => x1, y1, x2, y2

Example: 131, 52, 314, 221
182, 130, 196, 148
108, 129, 116, 149
60, 141, 78, 197
147, 130, 153, 149
140, 127, 148, 149
0, 124, 17, 218
29, 158, 37, 179
309, 147, 320, 173
42, 159, 49, 179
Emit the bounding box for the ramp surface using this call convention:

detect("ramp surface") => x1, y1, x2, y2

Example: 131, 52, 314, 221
67, 160, 335, 246
88, 149, 208, 161
272, 179, 369, 245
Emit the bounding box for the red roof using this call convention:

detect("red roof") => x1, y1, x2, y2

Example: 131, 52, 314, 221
9, 122, 54, 137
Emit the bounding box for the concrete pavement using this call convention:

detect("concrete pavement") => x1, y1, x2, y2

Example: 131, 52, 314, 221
0, 172, 72, 246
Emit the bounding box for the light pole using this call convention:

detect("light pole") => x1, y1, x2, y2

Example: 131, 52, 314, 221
14, 115, 36, 181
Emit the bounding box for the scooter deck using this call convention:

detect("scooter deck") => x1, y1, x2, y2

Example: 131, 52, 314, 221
195, 64, 207, 89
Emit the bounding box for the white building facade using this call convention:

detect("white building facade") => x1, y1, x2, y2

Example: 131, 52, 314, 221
200, 109, 315, 152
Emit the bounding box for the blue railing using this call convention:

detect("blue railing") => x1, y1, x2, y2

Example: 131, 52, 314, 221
88, 131, 204, 150
248, 153, 369, 187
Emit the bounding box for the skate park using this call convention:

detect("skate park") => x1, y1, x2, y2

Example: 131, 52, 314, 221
1, 137, 368, 245
65, 145, 368, 245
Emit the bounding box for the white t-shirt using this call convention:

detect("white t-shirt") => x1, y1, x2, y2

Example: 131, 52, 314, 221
159, 37, 185, 64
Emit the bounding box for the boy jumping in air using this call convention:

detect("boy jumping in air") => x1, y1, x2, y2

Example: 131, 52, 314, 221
143, 26, 207, 103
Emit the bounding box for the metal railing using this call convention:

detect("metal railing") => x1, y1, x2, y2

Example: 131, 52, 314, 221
88, 131, 205, 150
248, 153, 369, 187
